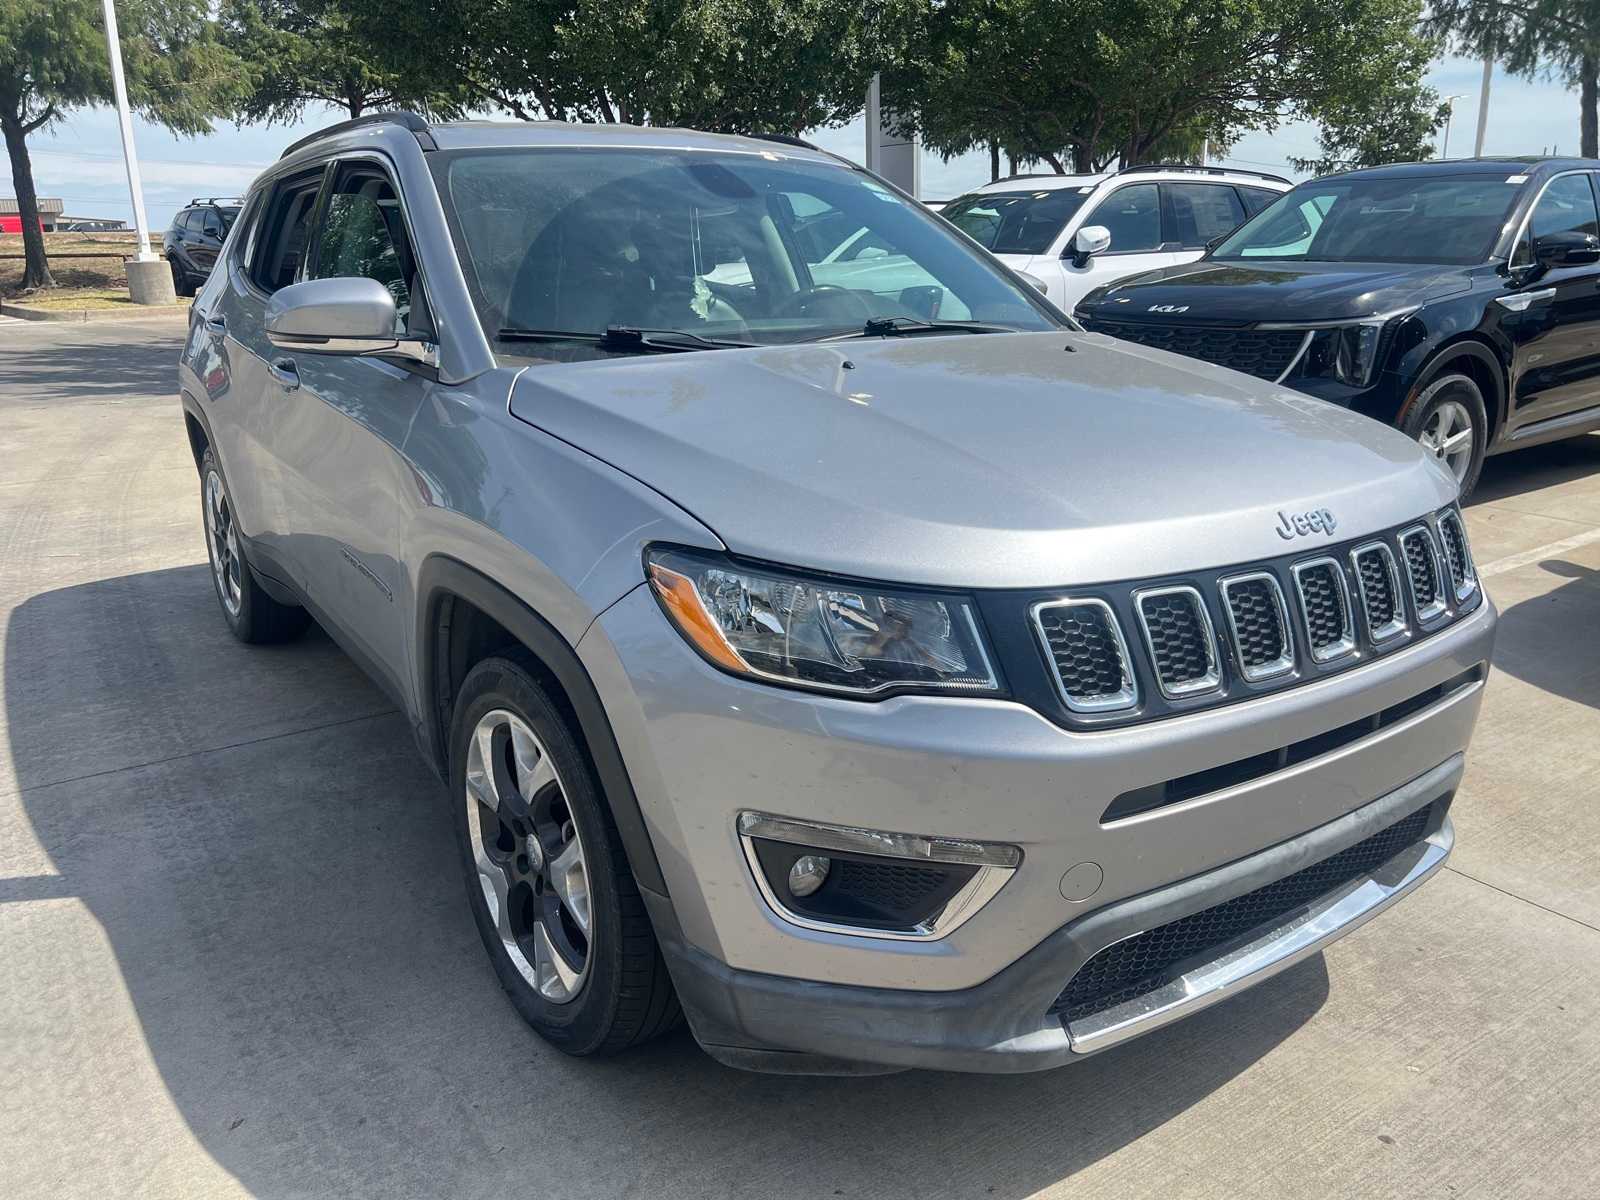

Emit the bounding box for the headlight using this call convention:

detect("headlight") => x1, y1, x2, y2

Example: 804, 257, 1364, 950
1266, 310, 1414, 389
645, 546, 1001, 697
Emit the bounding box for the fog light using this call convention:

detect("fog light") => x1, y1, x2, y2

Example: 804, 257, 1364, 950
788, 855, 830, 897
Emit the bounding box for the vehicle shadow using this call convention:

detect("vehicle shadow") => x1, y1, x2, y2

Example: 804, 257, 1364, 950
0, 326, 186, 402
1470, 431, 1600, 507
5, 565, 1327, 1198
1484, 559, 1600, 711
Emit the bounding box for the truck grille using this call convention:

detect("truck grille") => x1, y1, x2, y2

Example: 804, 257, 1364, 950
1219, 574, 1294, 680
1437, 511, 1476, 599
1033, 599, 1136, 712
1400, 526, 1446, 619
1051, 805, 1435, 1024
1352, 543, 1404, 640
1135, 587, 1219, 697
1078, 318, 1308, 381
1292, 559, 1354, 661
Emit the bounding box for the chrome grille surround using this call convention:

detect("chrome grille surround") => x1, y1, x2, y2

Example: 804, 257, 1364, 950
1217, 571, 1295, 682
1291, 556, 1357, 663
1399, 524, 1448, 622
1349, 541, 1407, 643
1031, 597, 1139, 713
1436, 510, 1477, 602
1132, 585, 1221, 698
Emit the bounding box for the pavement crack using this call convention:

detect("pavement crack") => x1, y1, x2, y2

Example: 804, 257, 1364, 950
1444, 864, 1600, 936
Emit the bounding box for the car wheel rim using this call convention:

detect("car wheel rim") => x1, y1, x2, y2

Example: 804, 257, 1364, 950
465, 709, 592, 1004
1417, 392, 1476, 484
203, 470, 243, 616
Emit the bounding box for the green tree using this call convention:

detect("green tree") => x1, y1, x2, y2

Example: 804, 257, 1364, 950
1429, 0, 1600, 157
0, 0, 235, 290
887, 0, 1443, 174
1292, 72, 1447, 174
219, 0, 469, 123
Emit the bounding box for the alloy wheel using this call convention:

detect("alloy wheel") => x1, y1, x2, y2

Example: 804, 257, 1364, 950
464, 709, 592, 1004
1417, 396, 1475, 485
204, 469, 243, 616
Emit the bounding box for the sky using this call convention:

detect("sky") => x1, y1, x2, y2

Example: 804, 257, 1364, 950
2, 53, 1582, 233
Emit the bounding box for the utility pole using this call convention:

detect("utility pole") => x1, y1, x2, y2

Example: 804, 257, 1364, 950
100, 0, 173, 302
1473, 56, 1493, 157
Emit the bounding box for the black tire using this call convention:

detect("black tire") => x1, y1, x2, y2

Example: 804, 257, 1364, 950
169, 257, 194, 298
449, 652, 680, 1056
1400, 367, 1489, 500
198, 447, 310, 644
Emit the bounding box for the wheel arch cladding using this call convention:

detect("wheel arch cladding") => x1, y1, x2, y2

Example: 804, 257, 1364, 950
1411, 338, 1507, 440
416, 554, 667, 896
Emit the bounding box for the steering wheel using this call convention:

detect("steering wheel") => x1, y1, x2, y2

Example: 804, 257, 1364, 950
772, 284, 874, 322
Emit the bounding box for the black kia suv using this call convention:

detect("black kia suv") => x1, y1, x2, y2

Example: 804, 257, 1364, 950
1074, 158, 1600, 498
163, 197, 242, 296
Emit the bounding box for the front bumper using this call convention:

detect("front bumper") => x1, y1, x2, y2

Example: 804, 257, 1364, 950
649, 758, 1457, 1074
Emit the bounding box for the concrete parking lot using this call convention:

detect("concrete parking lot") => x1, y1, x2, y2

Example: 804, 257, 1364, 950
2, 315, 1598, 1199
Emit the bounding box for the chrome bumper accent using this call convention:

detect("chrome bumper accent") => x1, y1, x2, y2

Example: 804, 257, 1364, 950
1066, 815, 1452, 1055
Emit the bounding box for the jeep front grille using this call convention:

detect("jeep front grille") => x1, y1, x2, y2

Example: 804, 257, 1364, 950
1134, 586, 1220, 697
1077, 318, 1309, 381
1437, 511, 1476, 600
1400, 525, 1447, 620
1032, 598, 1137, 712
1292, 558, 1355, 662
1219, 573, 1294, 680
1351, 542, 1405, 642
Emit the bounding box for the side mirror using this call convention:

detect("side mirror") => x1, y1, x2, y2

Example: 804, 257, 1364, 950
1067, 224, 1111, 267
265, 277, 435, 366
1534, 231, 1600, 269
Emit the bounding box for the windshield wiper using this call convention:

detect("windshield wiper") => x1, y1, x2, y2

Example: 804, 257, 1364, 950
817, 316, 1020, 341
496, 326, 755, 352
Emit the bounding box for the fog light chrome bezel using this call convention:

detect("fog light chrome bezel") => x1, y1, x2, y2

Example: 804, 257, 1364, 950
736, 811, 1020, 941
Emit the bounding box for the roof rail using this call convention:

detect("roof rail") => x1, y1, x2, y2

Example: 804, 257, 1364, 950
280, 111, 435, 160
1114, 162, 1292, 185
187, 196, 243, 207
748, 132, 822, 151
991, 172, 1077, 185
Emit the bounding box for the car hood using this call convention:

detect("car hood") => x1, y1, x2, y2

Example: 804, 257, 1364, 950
507, 331, 1455, 588
1076, 259, 1474, 325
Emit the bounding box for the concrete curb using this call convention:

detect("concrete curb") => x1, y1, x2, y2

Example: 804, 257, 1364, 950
1, 300, 191, 324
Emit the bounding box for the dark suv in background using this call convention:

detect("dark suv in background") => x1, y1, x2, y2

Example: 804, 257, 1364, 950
164, 197, 242, 296
1075, 158, 1600, 498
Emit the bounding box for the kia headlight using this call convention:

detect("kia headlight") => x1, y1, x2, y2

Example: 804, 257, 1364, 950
1266, 310, 1414, 389
645, 547, 1000, 697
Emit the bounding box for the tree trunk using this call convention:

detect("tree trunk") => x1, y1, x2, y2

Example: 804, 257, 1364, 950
348, 94, 364, 119
989, 141, 999, 182
1041, 150, 1066, 173
1, 111, 54, 291
1582, 53, 1597, 158
1071, 145, 1095, 173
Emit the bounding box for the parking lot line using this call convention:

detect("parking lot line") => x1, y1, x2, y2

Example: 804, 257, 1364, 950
1478, 525, 1600, 578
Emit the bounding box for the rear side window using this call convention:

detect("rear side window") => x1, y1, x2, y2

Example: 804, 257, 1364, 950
1238, 186, 1280, 216
1165, 183, 1246, 248
174, 210, 194, 233
251, 171, 325, 293
1530, 173, 1600, 242
308, 167, 417, 334
1087, 183, 1161, 254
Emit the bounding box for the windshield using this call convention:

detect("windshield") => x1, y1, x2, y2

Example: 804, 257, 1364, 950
1212, 174, 1522, 265
942, 187, 1090, 254
433, 148, 1059, 355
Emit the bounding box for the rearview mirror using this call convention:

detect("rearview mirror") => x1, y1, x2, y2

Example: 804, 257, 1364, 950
1534, 231, 1600, 269
1068, 225, 1111, 267
265, 277, 435, 366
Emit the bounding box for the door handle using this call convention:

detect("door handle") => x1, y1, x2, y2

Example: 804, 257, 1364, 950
268, 357, 300, 390
203, 314, 226, 336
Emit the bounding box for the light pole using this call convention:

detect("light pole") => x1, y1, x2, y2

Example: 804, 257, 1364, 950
1474, 57, 1494, 156
101, 0, 173, 303
1440, 94, 1467, 159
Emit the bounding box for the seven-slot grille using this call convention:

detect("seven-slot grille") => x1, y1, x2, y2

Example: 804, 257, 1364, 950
1030, 509, 1480, 722
1400, 525, 1447, 619
1077, 318, 1309, 381
1033, 599, 1136, 712
1135, 587, 1220, 697
1292, 558, 1355, 662
1219, 573, 1294, 680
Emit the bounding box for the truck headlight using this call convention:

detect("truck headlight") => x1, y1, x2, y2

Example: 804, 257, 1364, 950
645, 546, 1000, 697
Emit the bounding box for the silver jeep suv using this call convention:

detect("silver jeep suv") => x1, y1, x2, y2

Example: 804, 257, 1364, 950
178, 114, 1495, 1074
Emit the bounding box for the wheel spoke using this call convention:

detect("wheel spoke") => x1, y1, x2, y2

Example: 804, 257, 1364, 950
533, 920, 581, 999
547, 839, 591, 937
1442, 427, 1472, 455
466, 721, 500, 811
476, 854, 516, 945
509, 723, 557, 800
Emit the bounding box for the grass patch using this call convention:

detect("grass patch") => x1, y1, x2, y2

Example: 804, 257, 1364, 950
0, 233, 168, 299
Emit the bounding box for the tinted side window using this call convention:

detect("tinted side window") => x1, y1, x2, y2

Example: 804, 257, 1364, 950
1165, 183, 1246, 248
1238, 186, 1279, 216
175, 210, 195, 234
251, 172, 325, 293
1531, 173, 1600, 242
202, 209, 223, 238
1087, 184, 1161, 254
309, 168, 415, 334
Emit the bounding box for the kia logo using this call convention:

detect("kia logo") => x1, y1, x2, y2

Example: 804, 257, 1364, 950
1147, 304, 1189, 313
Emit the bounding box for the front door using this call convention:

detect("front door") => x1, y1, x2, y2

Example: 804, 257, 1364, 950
1060, 183, 1182, 310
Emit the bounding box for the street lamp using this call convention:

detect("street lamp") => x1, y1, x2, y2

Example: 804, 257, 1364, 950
100, 0, 173, 303
1440, 94, 1467, 159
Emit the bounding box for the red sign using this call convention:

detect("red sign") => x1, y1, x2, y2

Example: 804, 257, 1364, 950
0, 215, 44, 234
